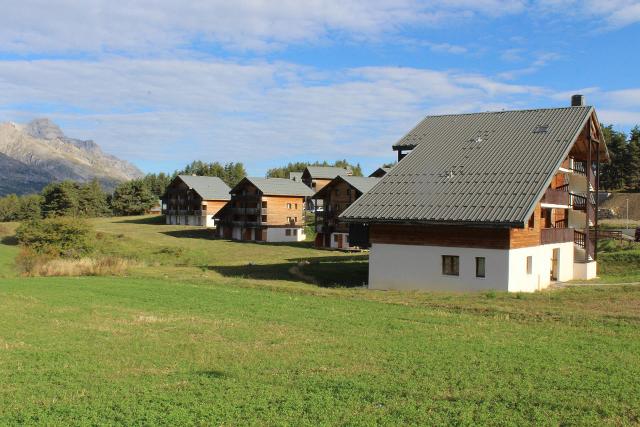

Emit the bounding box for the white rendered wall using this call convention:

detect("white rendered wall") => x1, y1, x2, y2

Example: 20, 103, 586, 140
369, 241, 575, 293
232, 227, 242, 241
574, 261, 597, 280
369, 244, 509, 292
506, 242, 574, 292
266, 227, 306, 242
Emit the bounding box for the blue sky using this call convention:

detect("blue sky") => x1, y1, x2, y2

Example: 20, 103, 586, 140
0, 1, 639, 176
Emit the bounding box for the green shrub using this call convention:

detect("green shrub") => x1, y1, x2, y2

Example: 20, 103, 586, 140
15, 217, 94, 258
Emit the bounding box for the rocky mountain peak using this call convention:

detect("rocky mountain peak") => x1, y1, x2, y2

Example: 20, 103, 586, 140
25, 118, 65, 140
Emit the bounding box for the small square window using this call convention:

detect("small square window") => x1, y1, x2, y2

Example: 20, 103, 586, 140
334, 234, 339, 242
285, 229, 291, 236
475, 257, 486, 278
442, 255, 459, 276
526, 256, 533, 275
261, 215, 267, 222
287, 203, 292, 209
261, 201, 267, 208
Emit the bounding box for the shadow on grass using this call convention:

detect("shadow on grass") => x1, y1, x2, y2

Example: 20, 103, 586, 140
195, 370, 227, 379
1, 235, 18, 245
114, 215, 166, 225
207, 255, 368, 288
219, 239, 316, 249
162, 229, 218, 239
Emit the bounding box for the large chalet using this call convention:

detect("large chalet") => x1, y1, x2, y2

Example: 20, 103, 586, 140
341, 96, 608, 292
162, 175, 231, 227
312, 175, 380, 249
217, 177, 314, 242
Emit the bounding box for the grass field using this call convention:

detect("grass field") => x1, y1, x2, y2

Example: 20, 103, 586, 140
1, 216, 640, 425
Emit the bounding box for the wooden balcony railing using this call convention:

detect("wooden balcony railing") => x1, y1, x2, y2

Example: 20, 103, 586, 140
542, 188, 570, 206
540, 228, 574, 245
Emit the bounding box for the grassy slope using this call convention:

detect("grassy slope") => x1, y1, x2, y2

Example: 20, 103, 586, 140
0, 217, 639, 424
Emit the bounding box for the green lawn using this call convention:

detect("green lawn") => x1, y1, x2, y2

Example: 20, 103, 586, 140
1, 216, 640, 425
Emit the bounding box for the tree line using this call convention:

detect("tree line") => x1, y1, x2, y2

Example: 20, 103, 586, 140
600, 125, 640, 191
0, 157, 382, 221
266, 160, 363, 178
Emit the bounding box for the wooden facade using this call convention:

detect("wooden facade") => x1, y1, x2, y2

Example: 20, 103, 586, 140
218, 180, 307, 241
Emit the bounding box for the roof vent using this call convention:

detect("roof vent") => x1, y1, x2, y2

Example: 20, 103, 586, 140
533, 125, 549, 134
571, 94, 585, 107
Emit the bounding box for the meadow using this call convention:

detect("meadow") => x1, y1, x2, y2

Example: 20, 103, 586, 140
0, 217, 639, 425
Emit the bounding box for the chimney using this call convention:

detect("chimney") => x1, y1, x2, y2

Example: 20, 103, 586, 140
571, 94, 585, 107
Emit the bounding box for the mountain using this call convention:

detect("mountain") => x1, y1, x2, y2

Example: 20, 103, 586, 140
0, 119, 143, 196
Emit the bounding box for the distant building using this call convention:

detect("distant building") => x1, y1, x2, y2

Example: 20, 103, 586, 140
162, 175, 231, 227
217, 177, 314, 242
313, 175, 380, 249
342, 97, 608, 292
369, 167, 392, 178
301, 166, 352, 210
289, 171, 303, 182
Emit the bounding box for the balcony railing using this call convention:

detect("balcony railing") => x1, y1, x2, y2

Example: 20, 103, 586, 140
540, 227, 574, 245
542, 188, 570, 206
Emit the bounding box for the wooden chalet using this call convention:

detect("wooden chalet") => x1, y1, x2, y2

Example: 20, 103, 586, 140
312, 175, 380, 250
217, 177, 314, 242
341, 95, 608, 292
301, 166, 352, 211
162, 175, 231, 227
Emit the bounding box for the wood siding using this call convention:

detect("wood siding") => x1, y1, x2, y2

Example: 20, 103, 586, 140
320, 180, 359, 233
262, 195, 305, 227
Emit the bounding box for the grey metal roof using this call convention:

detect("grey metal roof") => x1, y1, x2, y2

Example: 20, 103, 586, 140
177, 175, 231, 200
313, 176, 380, 198
303, 166, 351, 180
238, 177, 314, 197
341, 106, 596, 227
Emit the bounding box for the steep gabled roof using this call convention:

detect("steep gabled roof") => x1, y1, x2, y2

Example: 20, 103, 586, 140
369, 167, 392, 177
341, 106, 606, 227
302, 166, 351, 180
313, 175, 380, 199
233, 177, 314, 197
175, 175, 231, 200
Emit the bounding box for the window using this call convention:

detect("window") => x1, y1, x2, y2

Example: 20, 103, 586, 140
475, 257, 486, 278
293, 229, 298, 236
261, 201, 267, 208
334, 234, 339, 242
287, 203, 292, 209
526, 256, 533, 275
261, 215, 267, 222
335, 189, 340, 196
294, 203, 298, 209
285, 229, 292, 236
528, 214, 535, 228
287, 216, 292, 223
312, 182, 317, 188
442, 255, 459, 276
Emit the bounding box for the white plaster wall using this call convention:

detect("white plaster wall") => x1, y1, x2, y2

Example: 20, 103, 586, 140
574, 261, 597, 280
369, 242, 575, 293
266, 227, 306, 242
506, 242, 574, 292
330, 233, 349, 249
204, 215, 216, 228
232, 226, 242, 241
368, 244, 510, 292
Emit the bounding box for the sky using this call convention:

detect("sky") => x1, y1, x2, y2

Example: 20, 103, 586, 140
0, 1, 639, 176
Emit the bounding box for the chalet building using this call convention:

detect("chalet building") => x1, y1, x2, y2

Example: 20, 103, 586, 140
217, 177, 314, 242
341, 96, 608, 293
162, 175, 231, 227
301, 166, 351, 192
312, 175, 380, 249
369, 167, 391, 178
301, 166, 352, 211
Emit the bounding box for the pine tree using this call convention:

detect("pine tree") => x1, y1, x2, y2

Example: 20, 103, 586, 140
600, 125, 627, 190
78, 179, 109, 217
625, 138, 640, 192
110, 180, 156, 216
41, 181, 81, 217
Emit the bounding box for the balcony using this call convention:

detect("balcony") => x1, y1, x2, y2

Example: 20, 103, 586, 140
540, 227, 574, 245
231, 207, 261, 215
541, 188, 570, 206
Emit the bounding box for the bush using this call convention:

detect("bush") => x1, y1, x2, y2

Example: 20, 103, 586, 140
15, 217, 94, 258
16, 249, 132, 277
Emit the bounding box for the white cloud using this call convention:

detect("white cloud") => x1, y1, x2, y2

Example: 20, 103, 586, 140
0, 0, 529, 54
0, 57, 548, 173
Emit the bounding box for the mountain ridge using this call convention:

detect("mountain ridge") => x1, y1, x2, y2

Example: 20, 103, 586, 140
0, 118, 144, 196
